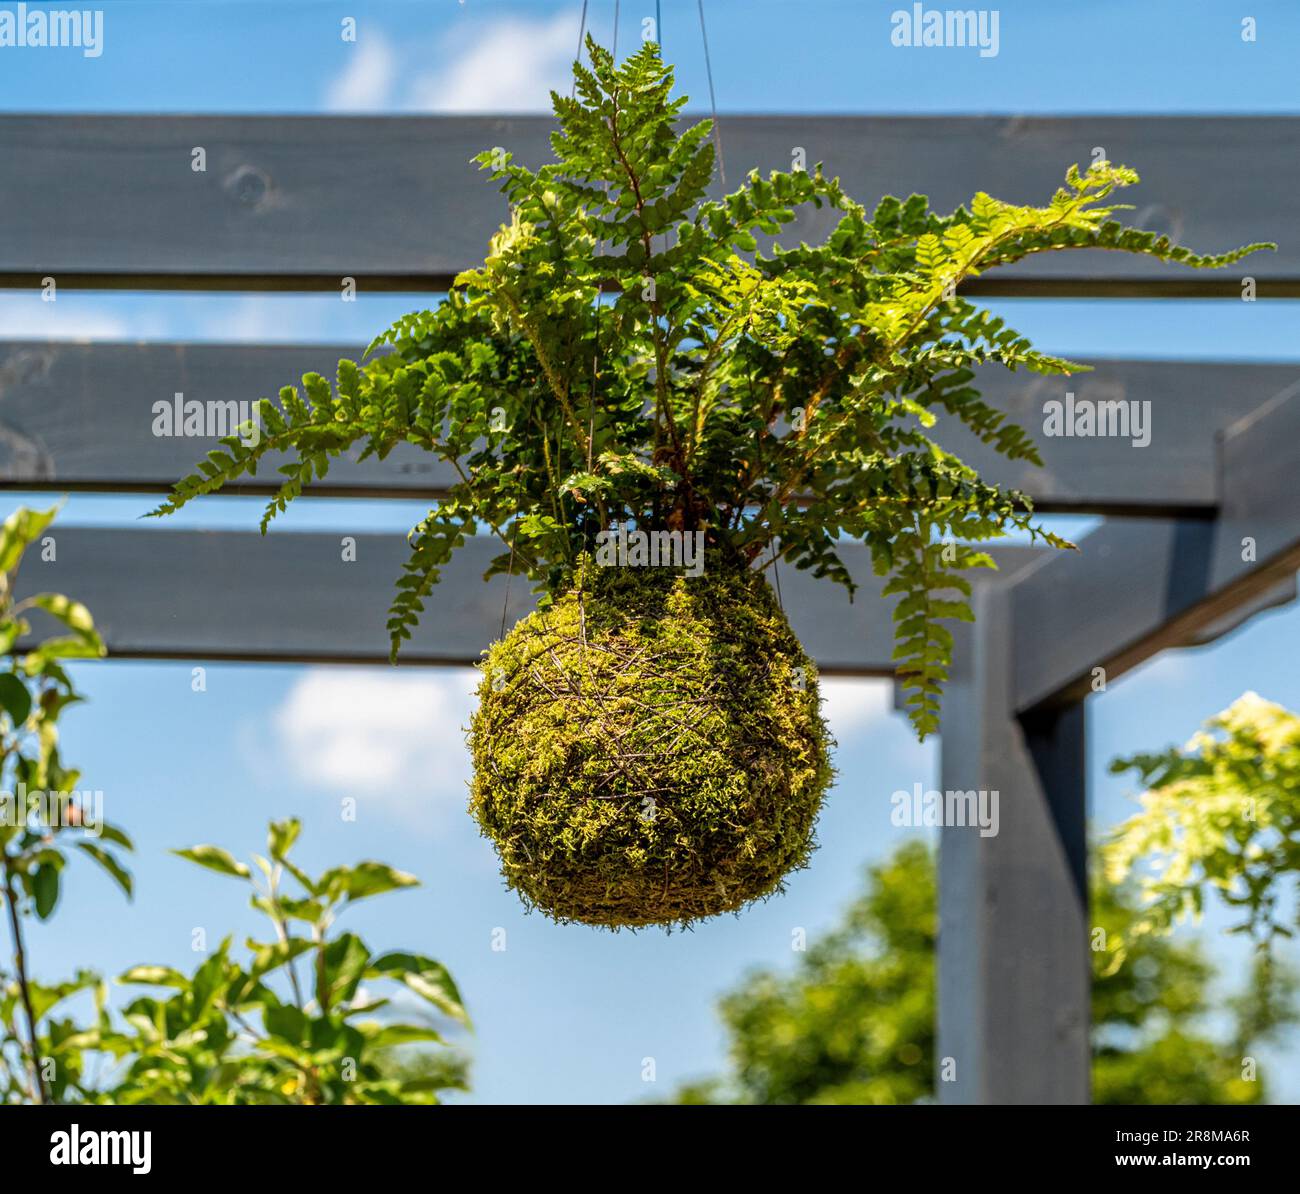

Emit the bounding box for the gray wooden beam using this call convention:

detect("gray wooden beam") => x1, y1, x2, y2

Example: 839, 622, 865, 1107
1012, 375, 1300, 713
879, 357, 1290, 516
1, 115, 1293, 294
10, 527, 1041, 670
0, 341, 444, 498
4, 340, 1293, 516
937, 591, 1090, 1105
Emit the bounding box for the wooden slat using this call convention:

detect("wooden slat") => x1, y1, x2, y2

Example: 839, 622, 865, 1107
11, 527, 1041, 671
938, 598, 1089, 1104
4, 340, 1293, 515
857, 357, 1292, 516
1, 115, 1295, 294
0, 341, 442, 497
1011, 378, 1300, 712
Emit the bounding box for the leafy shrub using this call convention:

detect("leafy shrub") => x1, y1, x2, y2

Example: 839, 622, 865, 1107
0, 505, 123, 1105
1, 506, 470, 1105
92, 820, 470, 1105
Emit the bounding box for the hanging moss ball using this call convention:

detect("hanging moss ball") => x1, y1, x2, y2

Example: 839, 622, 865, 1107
469, 554, 833, 928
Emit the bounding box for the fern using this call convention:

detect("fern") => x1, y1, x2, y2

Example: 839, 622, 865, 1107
149, 39, 1272, 737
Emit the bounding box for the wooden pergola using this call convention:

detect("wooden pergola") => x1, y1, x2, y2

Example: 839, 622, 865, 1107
3, 113, 1298, 1103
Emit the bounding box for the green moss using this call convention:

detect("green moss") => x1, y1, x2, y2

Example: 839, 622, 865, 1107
469, 555, 833, 928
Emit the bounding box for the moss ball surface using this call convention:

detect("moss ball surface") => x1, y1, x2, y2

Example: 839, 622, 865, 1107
469, 556, 833, 928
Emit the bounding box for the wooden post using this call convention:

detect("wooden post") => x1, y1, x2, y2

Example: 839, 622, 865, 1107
936, 583, 1090, 1104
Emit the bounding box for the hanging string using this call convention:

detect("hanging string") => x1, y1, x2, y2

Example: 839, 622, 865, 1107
697, 0, 725, 185
499, 535, 517, 640
581, 272, 604, 563
656, 0, 663, 53
588, 279, 603, 477
584, 1, 618, 534
572, 0, 590, 96
771, 540, 785, 612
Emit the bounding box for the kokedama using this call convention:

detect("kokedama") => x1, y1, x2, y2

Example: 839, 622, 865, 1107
153, 40, 1270, 928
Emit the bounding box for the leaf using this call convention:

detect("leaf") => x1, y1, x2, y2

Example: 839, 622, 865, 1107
75, 842, 133, 899
22, 635, 105, 665
247, 936, 316, 980
0, 619, 23, 654
320, 861, 419, 904
316, 932, 372, 1010
251, 894, 325, 925
190, 940, 232, 1017
119, 965, 190, 988
263, 1003, 308, 1047
268, 818, 301, 861
95, 822, 135, 852
0, 673, 32, 726
26, 593, 100, 641
368, 1023, 446, 1049
368, 952, 470, 1026
27, 974, 97, 1022
32, 860, 60, 919
403, 969, 470, 1025
174, 845, 251, 879
0, 505, 60, 574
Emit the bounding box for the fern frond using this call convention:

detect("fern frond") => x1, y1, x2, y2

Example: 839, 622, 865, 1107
386, 509, 470, 660
146, 45, 1272, 742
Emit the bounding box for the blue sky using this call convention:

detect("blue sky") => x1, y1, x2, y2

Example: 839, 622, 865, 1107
2, 0, 1299, 1103
2, 0, 1298, 115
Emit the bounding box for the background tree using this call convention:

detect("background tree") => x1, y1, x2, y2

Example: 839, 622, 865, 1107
1, 505, 472, 1106
671, 841, 1293, 1104
0, 505, 126, 1105
1106, 692, 1300, 951
1100, 691, 1300, 1101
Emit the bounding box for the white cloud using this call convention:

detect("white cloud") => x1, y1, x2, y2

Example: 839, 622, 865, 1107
405, 13, 578, 112
820, 678, 893, 736
187, 295, 349, 344
190, 295, 287, 342
324, 33, 398, 111
0, 293, 349, 346
319, 13, 581, 115
0, 294, 134, 341
272, 668, 479, 827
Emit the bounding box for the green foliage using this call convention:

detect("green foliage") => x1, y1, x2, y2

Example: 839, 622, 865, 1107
0, 970, 110, 1105
147, 40, 1271, 738
4, 815, 472, 1106
696, 841, 936, 1105
471, 555, 832, 927
0, 504, 472, 1106
1090, 878, 1291, 1105
0, 505, 123, 1105
669, 842, 1292, 1105
85, 819, 470, 1105
1105, 692, 1300, 952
